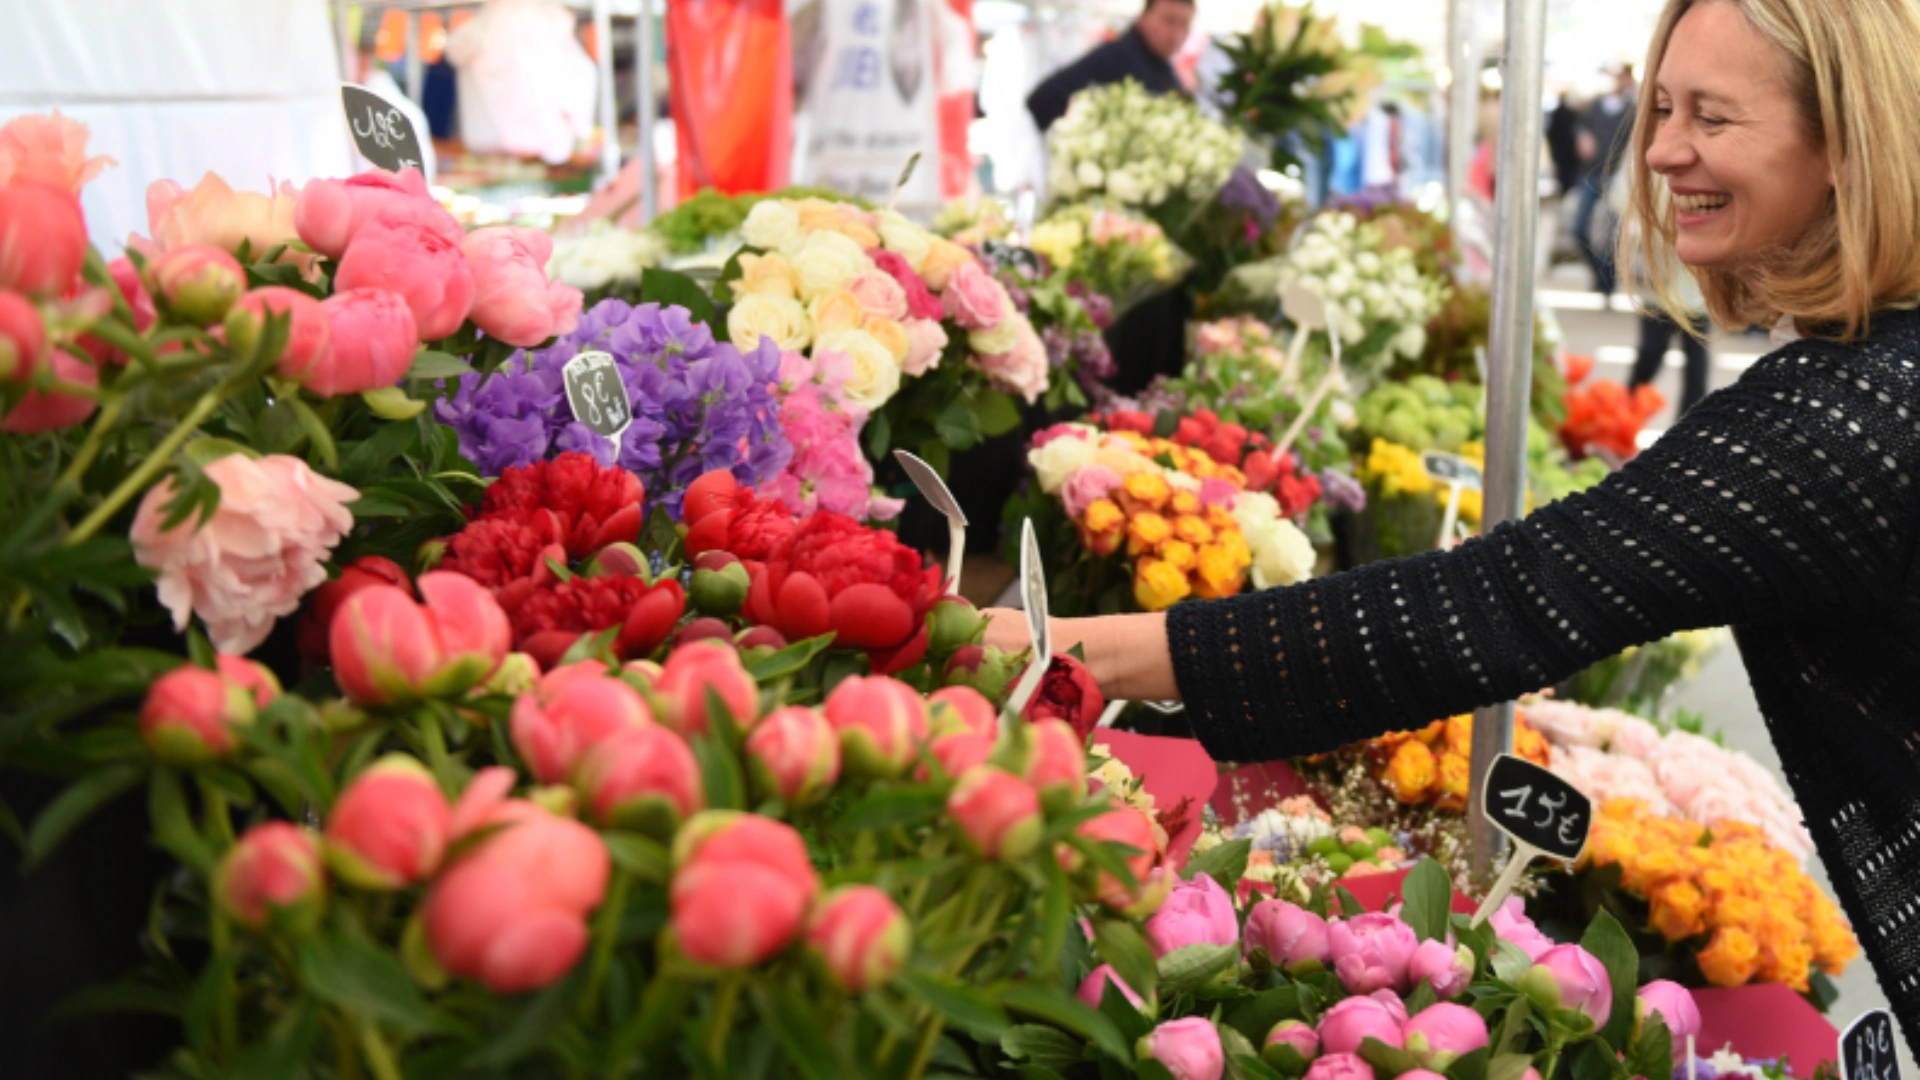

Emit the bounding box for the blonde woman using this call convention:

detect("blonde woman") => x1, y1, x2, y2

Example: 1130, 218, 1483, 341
991, 0, 1920, 1041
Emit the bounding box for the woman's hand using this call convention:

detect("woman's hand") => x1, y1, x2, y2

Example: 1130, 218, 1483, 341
981, 607, 1034, 654
975, 609, 1181, 704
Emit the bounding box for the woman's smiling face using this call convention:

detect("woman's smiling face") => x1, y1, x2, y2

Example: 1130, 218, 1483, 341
1644, 1, 1833, 268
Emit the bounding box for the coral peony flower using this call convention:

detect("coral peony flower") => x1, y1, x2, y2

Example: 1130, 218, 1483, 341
139, 664, 257, 766
145, 243, 246, 325
1073, 798, 1170, 915
805, 884, 912, 992
1146, 872, 1239, 957
1244, 898, 1332, 969
312, 287, 419, 396
670, 811, 820, 968
949, 766, 1043, 860
1317, 994, 1406, 1056
325, 754, 451, 889
0, 110, 113, 192
510, 662, 654, 784
927, 684, 996, 738
1, 345, 97, 433
576, 722, 704, 837
294, 167, 442, 258
1329, 912, 1418, 995
1139, 1017, 1226, 1080
131, 454, 358, 655
0, 180, 87, 298
0, 290, 45, 382
1078, 963, 1147, 1010
1020, 653, 1105, 739
461, 226, 582, 346
921, 729, 994, 781
652, 639, 760, 736
745, 705, 841, 804
295, 555, 411, 666
217, 822, 325, 932
331, 570, 512, 706
225, 285, 331, 382
334, 208, 475, 341
823, 675, 930, 778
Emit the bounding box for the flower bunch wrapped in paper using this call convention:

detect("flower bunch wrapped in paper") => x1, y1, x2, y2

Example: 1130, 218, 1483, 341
1030, 202, 1194, 316
1194, 797, 1420, 901
1214, 2, 1386, 169
1043, 78, 1246, 230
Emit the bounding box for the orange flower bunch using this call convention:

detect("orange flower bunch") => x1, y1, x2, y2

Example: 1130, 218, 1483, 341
1582, 798, 1858, 989
1078, 470, 1253, 611
1110, 430, 1251, 487
1559, 377, 1665, 463
1366, 714, 1550, 812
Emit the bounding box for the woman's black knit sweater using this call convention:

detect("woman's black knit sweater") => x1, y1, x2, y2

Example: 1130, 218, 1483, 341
1168, 308, 1920, 1046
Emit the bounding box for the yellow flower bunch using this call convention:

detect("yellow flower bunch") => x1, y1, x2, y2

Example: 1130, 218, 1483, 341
1366, 714, 1550, 812
1360, 439, 1490, 528
1102, 472, 1253, 611
1582, 799, 1858, 990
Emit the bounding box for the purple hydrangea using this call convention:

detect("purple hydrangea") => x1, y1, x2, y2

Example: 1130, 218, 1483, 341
435, 299, 792, 518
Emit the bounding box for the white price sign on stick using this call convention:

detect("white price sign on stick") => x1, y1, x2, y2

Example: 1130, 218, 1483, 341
999, 519, 1051, 732
1421, 451, 1484, 551
892, 449, 968, 597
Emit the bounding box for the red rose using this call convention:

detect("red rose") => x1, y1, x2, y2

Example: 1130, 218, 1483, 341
1104, 411, 1155, 436
297, 555, 412, 665
1019, 653, 1105, 740
511, 575, 686, 668
1276, 470, 1323, 519
1201, 422, 1249, 467
481, 453, 644, 559
1174, 416, 1208, 447
744, 513, 941, 669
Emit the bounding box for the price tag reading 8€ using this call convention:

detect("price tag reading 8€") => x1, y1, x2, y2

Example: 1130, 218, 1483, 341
562, 351, 632, 445
1470, 754, 1594, 927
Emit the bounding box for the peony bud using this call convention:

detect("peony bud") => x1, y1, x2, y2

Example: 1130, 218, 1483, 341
1145, 873, 1239, 957
1637, 980, 1701, 1053
948, 766, 1042, 860
1408, 939, 1474, 1000
297, 555, 410, 666
745, 705, 842, 804
654, 639, 760, 737
330, 571, 510, 706
736, 625, 787, 652
1022, 719, 1089, 812
325, 754, 451, 889
1317, 994, 1405, 1056
510, 662, 654, 784
1137, 1017, 1226, 1080
1329, 912, 1418, 995
927, 685, 996, 739
139, 664, 255, 766
673, 617, 735, 649
478, 652, 541, 698
823, 675, 930, 778
670, 811, 820, 967
213, 654, 282, 709
0, 290, 45, 383
1489, 896, 1555, 961
1245, 899, 1332, 971
1264, 1020, 1321, 1075
1072, 799, 1169, 915
1304, 1054, 1377, 1080
576, 723, 704, 839
1531, 944, 1612, 1030
1020, 653, 1105, 740
1078, 963, 1147, 1011
805, 884, 912, 992
1403, 1003, 1489, 1069
216, 821, 325, 933
919, 729, 994, 781
146, 243, 246, 326
926, 595, 987, 654
943, 644, 1020, 701
690, 559, 750, 617
226, 285, 332, 381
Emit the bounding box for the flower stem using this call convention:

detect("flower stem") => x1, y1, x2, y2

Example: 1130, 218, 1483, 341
903, 1015, 948, 1080
198, 774, 235, 851
358, 1016, 403, 1080
65, 378, 233, 547
332, 1014, 362, 1080
576, 868, 633, 1023
52, 396, 126, 494
209, 911, 238, 1059
415, 704, 455, 795
704, 972, 745, 1067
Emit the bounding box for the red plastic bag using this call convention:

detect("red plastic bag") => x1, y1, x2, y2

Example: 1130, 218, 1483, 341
668, 0, 792, 197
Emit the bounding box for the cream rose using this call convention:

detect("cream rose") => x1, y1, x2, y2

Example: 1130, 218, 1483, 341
968, 319, 1022, 357
727, 293, 812, 353
741, 199, 803, 251
791, 231, 874, 301
878, 210, 933, 272
1029, 430, 1100, 493
901, 318, 948, 376
815, 327, 901, 412
919, 238, 973, 292
735, 252, 801, 300
1234, 492, 1316, 588
807, 289, 867, 337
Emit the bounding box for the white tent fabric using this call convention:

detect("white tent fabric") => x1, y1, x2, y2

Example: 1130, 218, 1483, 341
0, 0, 355, 251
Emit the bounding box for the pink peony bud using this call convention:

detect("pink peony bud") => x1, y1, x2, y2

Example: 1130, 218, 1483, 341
1304, 1054, 1377, 1080
0, 180, 87, 298
1138, 1017, 1226, 1080
927, 685, 995, 738
324, 754, 451, 889
823, 674, 930, 778
225, 285, 331, 381
1, 345, 97, 433
1145, 872, 1239, 957
1329, 912, 1418, 995
1531, 944, 1612, 1030
213, 653, 283, 709
1072, 798, 1169, 915
1022, 719, 1089, 810
509, 662, 654, 784
311, 287, 418, 396
1370, 990, 1409, 1028
216, 821, 325, 932
1316, 994, 1405, 1056
139, 664, 256, 766
920, 729, 994, 781
805, 884, 912, 993
943, 644, 1021, 701
576, 723, 704, 838
948, 766, 1043, 861
1264, 1020, 1321, 1073
926, 595, 986, 655
0, 289, 45, 382
146, 243, 246, 326
1408, 939, 1475, 999
1403, 1003, 1489, 1068
670, 811, 820, 968
1399, 1072, 1450, 1080
330, 570, 511, 706
653, 639, 760, 736
332, 206, 474, 341
1077, 963, 1147, 1011
1489, 896, 1555, 961
460, 225, 582, 347
1637, 979, 1701, 1052
745, 705, 841, 804
1245, 899, 1332, 970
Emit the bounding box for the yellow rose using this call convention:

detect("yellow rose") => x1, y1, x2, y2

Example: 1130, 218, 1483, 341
1122, 472, 1172, 510
1159, 540, 1197, 573
727, 293, 811, 352
1192, 543, 1245, 599
1650, 881, 1710, 942
741, 199, 803, 251
791, 231, 874, 301
1029, 429, 1100, 492
1435, 751, 1470, 811
863, 316, 910, 361
921, 237, 973, 292
878, 210, 933, 272
1133, 558, 1191, 611
813, 327, 901, 412
735, 252, 800, 300
1172, 515, 1215, 547
1127, 511, 1173, 554
807, 290, 867, 337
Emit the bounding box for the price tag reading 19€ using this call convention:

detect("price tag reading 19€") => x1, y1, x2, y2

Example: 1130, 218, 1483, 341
341, 85, 427, 175
1471, 754, 1594, 926
1841, 1010, 1901, 1080
562, 351, 633, 445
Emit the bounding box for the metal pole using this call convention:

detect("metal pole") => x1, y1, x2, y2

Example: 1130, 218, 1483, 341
637, 0, 658, 222
1446, 0, 1477, 205
404, 12, 425, 104
1467, 0, 1548, 880
593, 0, 622, 186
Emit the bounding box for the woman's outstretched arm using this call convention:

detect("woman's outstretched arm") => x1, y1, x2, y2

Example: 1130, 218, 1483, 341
984, 610, 1177, 702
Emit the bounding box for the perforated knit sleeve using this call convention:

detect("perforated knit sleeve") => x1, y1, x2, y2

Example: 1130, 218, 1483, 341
1166, 342, 1920, 762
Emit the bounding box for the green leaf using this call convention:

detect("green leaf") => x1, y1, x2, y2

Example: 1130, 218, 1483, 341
602, 831, 671, 883
975, 389, 1024, 437
902, 969, 1012, 1039
711, 246, 756, 306
1401, 858, 1453, 943
1091, 919, 1159, 1006
407, 350, 477, 380
1225, 987, 1305, 1045
692, 734, 746, 812
934, 399, 983, 450
865, 407, 894, 459
642, 268, 717, 328
1580, 910, 1639, 1048
745, 633, 836, 682
750, 980, 844, 1080
1490, 941, 1534, 984
1096, 982, 1153, 1044
462, 973, 575, 1068
45, 977, 183, 1023
1157, 943, 1239, 996
1219, 1026, 1269, 1080
1565, 1037, 1619, 1080
297, 932, 460, 1038
1626, 1013, 1673, 1080
286, 397, 340, 472
1184, 838, 1252, 892
1037, 853, 1073, 976
180, 436, 260, 467
605, 977, 691, 1069
220, 998, 325, 1080
24, 763, 143, 870
1001, 1025, 1088, 1069
149, 768, 215, 874
1334, 885, 1367, 918
1234, 1055, 1288, 1080
1447, 1047, 1492, 1080
1494, 997, 1533, 1056
1359, 1036, 1424, 1077
1406, 980, 1439, 1015
1486, 1052, 1537, 1080
1000, 985, 1131, 1064
834, 787, 947, 832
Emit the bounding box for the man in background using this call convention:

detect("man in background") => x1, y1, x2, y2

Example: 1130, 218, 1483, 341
1025, 0, 1193, 132
1573, 62, 1636, 301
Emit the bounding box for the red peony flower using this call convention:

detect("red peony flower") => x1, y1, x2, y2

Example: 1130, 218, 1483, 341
1020, 653, 1106, 740
742, 512, 941, 671
688, 494, 802, 563
480, 452, 644, 559
510, 574, 686, 668
438, 512, 566, 592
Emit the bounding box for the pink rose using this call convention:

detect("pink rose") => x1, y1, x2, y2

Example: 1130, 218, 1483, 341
1265, 1020, 1320, 1066
1637, 980, 1701, 1052
216, 821, 325, 932
670, 811, 820, 967
805, 884, 912, 992
130, 454, 357, 655
846, 269, 910, 321
942, 259, 1009, 330
334, 208, 475, 341
1404, 1003, 1489, 1068
139, 663, 257, 766
1146, 872, 1239, 957
1530, 944, 1612, 1029
576, 722, 705, 836
653, 639, 761, 737
325, 754, 451, 889
1408, 939, 1474, 999
137, 173, 314, 278
1609, 714, 1664, 758
1245, 898, 1332, 969
979, 321, 1050, 405
823, 675, 930, 778
461, 226, 583, 347
313, 288, 419, 396
0, 110, 113, 193
1061, 465, 1124, 520
901, 317, 949, 377
331, 571, 512, 707
1078, 963, 1147, 1010
225, 286, 331, 383
869, 248, 942, 320
1, 345, 97, 433
1140, 1017, 1226, 1080
948, 766, 1043, 860
1317, 994, 1405, 1056
1329, 913, 1418, 995
509, 662, 654, 783
0, 290, 45, 383
1306, 1054, 1377, 1080
0, 180, 87, 298
745, 705, 842, 804
294, 167, 441, 258
1489, 897, 1556, 961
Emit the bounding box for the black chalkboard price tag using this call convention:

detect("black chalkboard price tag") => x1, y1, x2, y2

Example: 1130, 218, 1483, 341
1841, 1010, 1900, 1080
1420, 451, 1484, 490
341, 84, 426, 174
561, 351, 632, 444
981, 240, 1044, 278
1471, 754, 1594, 926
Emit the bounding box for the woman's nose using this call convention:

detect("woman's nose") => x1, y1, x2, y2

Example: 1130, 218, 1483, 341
1644, 118, 1692, 175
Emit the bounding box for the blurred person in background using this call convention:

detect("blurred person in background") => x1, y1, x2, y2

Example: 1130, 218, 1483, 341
1575, 62, 1638, 300
1613, 161, 1710, 415
1025, 0, 1193, 132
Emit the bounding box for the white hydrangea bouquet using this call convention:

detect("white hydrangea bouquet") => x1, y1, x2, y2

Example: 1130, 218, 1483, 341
1044, 79, 1245, 230
1275, 210, 1449, 380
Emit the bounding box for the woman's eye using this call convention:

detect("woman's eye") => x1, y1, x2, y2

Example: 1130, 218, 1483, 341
1652, 106, 1674, 119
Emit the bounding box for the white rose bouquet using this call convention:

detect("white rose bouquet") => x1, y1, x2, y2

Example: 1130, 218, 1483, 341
1044, 80, 1244, 230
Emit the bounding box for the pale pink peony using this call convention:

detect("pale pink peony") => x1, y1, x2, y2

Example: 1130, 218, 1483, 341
461, 226, 583, 347
131, 453, 358, 655
1608, 714, 1665, 759
135, 173, 316, 279
0, 110, 113, 192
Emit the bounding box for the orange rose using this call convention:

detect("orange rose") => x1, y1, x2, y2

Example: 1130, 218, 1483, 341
1159, 539, 1197, 573
1127, 512, 1173, 555
1649, 880, 1709, 941
1204, 504, 1237, 532
1193, 544, 1245, 599
1173, 515, 1216, 546
1620, 849, 1692, 895
1123, 472, 1173, 510
1383, 740, 1438, 804
1697, 926, 1761, 986
1169, 489, 1202, 516
1133, 558, 1191, 611
1435, 751, 1470, 811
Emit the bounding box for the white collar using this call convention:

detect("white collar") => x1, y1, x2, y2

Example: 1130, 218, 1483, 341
1769, 315, 1801, 348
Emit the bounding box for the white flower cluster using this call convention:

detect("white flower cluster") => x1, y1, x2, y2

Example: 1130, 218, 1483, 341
1045, 80, 1243, 213
547, 222, 668, 290
1276, 212, 1447, 368
1231, 490, 1317, 589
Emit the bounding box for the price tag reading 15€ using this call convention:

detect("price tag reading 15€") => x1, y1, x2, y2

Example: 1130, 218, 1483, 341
562, 351, 632, 444
1471, 754, 1594, 927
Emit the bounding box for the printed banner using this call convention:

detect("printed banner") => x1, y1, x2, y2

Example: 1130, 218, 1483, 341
668, 0, 793, 198
799, 0, 943, 204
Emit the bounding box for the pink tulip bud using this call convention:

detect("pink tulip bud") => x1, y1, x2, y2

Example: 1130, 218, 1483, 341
1403, 1003, 1489, 1068
324, 754, 450, 889
576, 723, 704, 838
805, 884, 912, 992
1637, 979, 1701, 1052
139, 664, 256, 766
1022, 719, 1089, 810
1137, 1017, 1226, 1080
216, 821, 325, 932
927, 685, 995, 738
1145, 872, 1239, 957
214, 653, 283, 709
510, 662, 654, 785
948, 766, 1043, 861
823, 675, 930, 778
225, 285, 331, 381
670, 811, 820, 968
1077, 963, 1146, 1011
423, 797, 610, 993
1329, 912, 1418, 995
330, 571, 511, 706
745, 705, 841, 804
919, 729, 994, 781
0, 290, 45, 383
146, 243, 245, 326
654, 639, 760, 737
1245, 899, 1332, 970
1304, 1054, 1377, 1080
1264, 1020, 1320, 1073
1408, 938, 1474, 999
1530, 944, 1612, 1030
1317, 994, 1405, 1056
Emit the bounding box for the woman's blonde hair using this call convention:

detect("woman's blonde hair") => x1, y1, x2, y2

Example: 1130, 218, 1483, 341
1620, 0, 1920, 339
